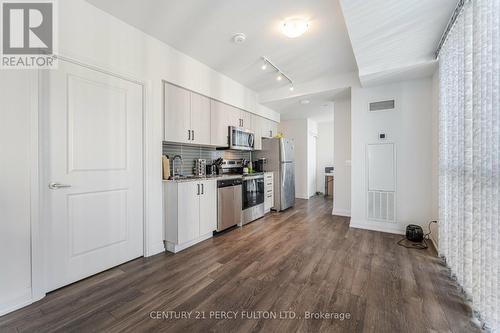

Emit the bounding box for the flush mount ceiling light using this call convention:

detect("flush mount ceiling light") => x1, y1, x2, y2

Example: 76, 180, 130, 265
260, 56, 294, 92
281, 17, 309, 38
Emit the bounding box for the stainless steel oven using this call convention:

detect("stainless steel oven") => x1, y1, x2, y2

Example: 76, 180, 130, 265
242, 174, 265, 225
229, 126, 255, 151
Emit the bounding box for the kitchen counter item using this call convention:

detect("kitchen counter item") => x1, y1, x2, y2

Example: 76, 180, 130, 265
253, 158, 267, 173
194, 159, 206, 177
163, 174, 243, 183
162, 155, 171, 180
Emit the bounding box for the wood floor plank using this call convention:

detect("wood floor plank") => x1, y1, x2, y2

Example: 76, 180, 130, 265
0, 196, 481, 333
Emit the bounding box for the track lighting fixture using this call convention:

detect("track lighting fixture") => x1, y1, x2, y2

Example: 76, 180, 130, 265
260, 56, 294, 91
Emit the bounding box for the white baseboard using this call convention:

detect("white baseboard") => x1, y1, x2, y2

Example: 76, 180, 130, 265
332, 208, 351, 217
146, 241, 166, 257
349, 219, 405, 235
166, 232, 213, 253
0, 289, 33, 316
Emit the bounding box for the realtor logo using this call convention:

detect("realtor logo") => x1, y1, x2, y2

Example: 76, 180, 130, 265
1, 0, 57, 69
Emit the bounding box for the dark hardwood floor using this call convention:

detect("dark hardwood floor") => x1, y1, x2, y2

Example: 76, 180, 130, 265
0, 196, 480, 333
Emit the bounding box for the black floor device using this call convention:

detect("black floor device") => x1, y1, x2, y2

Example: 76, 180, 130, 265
397, 221, 437, 250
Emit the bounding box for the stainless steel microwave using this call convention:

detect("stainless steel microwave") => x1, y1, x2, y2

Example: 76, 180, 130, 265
229, 126, 255, 150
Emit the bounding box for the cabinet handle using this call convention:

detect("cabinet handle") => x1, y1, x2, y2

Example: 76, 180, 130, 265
197, 184, 200, 195
192, 130, 195, 141
201, 183, 204, 195
188, 130, 191, 140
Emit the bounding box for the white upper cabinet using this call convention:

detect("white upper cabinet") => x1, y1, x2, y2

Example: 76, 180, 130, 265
240, 110, 252, 129
262, 118, 278, 138
164, 83, 211, 145
164, 83, 191, 143
210, 100, 240, 147
164, 82, 279, 148
190, 92, 211, 145
251, 114, 263, 150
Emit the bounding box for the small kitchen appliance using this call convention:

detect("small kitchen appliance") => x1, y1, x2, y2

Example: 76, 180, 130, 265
228, 126, 255, 151
194, 159, 206, 177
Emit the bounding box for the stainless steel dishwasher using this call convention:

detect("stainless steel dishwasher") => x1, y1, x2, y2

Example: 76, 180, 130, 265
217, 178, 242, 232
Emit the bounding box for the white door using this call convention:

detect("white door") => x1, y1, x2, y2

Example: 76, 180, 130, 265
164, 83, 190, 143
46, 60, 144, 291
178, 182, 200, 243
190, 92, 211, 145
199, 180, 217, 235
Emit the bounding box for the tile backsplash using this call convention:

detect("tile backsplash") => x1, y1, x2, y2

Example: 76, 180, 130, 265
162, 143, 251, 177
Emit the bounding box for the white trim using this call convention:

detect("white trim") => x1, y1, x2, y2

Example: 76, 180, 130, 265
0, 289, 33, 317
332, 208, 351, 217
30, 70, 45, 304
349, 219, 405, 235
165, 233, 213, 253
148, 241, 166, 256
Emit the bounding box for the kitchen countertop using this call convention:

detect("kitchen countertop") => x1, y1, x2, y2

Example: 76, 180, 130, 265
163, 173, 265, 183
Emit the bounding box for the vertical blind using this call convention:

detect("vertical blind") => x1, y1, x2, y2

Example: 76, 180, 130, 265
438, 0, 499, 331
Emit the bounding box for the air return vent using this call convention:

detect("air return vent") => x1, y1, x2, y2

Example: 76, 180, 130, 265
367, 191, 395, 222
369, 100, 395, 112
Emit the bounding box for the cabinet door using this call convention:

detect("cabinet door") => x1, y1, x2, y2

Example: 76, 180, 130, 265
261, 118, 271, 138
210, 100, 240, 146
210, 100, 230, 146
190, 92, 211, 145
240, 110, 252, 129
164, 83, 191, 143
177, 182, 200, 244
199, 180, 217, 235
262, 119, 278, 138
251, 114, 262, 150
270, 121, 278, 138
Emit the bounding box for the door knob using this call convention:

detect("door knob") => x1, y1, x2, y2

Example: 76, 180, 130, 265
49, 182, 72, 190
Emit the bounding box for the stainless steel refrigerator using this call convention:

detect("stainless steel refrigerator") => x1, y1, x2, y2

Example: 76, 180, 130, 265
255, 138, 295, 211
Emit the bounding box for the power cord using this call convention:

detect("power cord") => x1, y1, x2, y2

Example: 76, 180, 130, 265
397, 220, 437, 250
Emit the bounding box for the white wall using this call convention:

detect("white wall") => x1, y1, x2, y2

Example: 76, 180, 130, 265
316, 121, 335, 194
0, 71, 35, 315
430, 70, 439, 246
279, 119, 308, 199
0, 0, 280, 315
333, 98, 352, 216
307, 120, 318, 197
350, 78, 434, 234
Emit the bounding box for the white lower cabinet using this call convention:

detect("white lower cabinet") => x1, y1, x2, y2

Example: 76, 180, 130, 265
164, 179, 216, 253
264, 172, 274, 212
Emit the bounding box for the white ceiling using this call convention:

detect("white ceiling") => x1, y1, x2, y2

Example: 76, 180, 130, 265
339, 0, 456, 84
264, 88, 349, 123
86, 0, 358, 93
